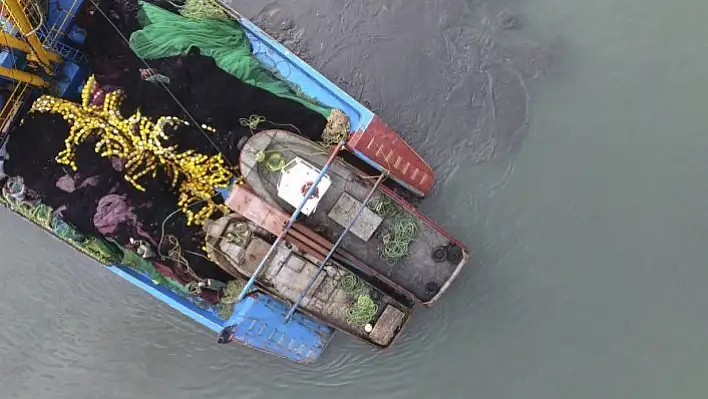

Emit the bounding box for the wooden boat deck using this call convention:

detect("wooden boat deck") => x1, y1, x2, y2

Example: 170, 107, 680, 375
238, 130, 469, 305
205, 215, 409, 348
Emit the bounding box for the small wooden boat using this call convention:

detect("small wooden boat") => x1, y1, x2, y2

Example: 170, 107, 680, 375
205, 215, 410, 348
228, 130, 470, 306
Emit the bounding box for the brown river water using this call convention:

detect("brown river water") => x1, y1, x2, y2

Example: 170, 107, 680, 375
3, 0, 708, 398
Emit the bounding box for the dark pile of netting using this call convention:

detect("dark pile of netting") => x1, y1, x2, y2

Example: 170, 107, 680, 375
3, 0, 329, 296
80, 0, 327, 162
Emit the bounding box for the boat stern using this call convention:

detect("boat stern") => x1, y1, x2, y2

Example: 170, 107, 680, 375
106, 265, 334, 364
227, 293, 334, 364
347, 116, 435, 196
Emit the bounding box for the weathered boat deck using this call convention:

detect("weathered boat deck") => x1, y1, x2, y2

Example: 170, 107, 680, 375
239, 130, 468, 304
205, 215, 409, 347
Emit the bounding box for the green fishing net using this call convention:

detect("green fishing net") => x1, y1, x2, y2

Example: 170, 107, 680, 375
121, 249, 194, 296
129, 1, 331, 117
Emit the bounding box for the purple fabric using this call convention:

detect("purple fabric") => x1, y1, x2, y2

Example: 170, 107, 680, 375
93, 194, 155, 245
56, 175, 76, 193
57, 174, 100, 193
79, 175, 101, 189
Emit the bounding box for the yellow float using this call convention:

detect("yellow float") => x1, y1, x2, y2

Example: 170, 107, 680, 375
31, 75, 233, 225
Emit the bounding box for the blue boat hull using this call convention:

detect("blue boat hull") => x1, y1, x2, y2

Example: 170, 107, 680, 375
107, 265, 334, 363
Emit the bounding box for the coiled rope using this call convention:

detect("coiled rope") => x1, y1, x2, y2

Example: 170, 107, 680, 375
380, 216, 418, 265
256, 150, 286, 172
339, 273, 359, 292
239, 114, 266, 132
321, 109, 350, 147
345, 294, 378, 327
339, 273, 370, 296
369, 195, 399, 218
369, 195, 418, 264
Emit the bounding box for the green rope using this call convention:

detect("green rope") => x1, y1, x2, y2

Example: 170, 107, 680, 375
339, 273, 359, 292
321, 109, 350, 147
177, 0, 230, 20
239, 114, 266, 131
339, 273, 369, 296
220, 279, 245, 304
369, 195, 399, 218
256, 150, 286, 172
380, 216, 418, 265
369, 195, 417, 264
216, 279, 245, 319
345, 294, 378, 327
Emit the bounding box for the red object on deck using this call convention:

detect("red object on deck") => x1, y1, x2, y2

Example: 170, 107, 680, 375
225, 185, 289, 235
347, 116, 435, 196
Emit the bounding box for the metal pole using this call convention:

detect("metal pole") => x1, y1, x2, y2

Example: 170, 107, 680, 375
284, 172, 387, 321
235, 141, 347, 302
0, 32, 62, 63
0, 65, 47, 87
3, 0, 61, 74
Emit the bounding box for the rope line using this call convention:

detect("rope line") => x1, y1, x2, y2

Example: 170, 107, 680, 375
345, 294, 378, 327
380, 216, 417, 265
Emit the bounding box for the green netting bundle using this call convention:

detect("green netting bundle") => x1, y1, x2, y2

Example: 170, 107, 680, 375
129, 1, 331, 117
177, 0, 230, 21
121, 249, 193, 296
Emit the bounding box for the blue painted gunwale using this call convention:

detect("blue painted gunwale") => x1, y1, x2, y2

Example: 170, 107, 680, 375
106, 265, 334, 363
229, 9, 427, 195
235, 16, 375, 134
2, 202, 334, 363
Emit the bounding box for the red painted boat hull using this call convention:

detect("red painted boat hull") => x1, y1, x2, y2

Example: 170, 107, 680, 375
347, 116, 435, 196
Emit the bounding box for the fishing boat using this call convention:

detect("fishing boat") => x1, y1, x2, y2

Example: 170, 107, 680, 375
230, 130, 469, 306
0, 0, 336, 364
205, 214, 410, 348
0, 0, 463, 364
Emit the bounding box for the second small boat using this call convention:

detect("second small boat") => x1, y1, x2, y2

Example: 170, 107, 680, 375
228, 130, 470, 307
204, 214, 410, 348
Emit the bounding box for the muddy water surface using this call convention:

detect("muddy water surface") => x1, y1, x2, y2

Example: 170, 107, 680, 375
3, 0, 708, 398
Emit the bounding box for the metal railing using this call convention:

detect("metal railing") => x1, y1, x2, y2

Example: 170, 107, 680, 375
0, 0, 85, 131
38, 0, 79, 51
0, 81, 29, 134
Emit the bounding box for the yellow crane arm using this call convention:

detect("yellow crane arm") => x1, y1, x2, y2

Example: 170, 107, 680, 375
2, 0, 61, 74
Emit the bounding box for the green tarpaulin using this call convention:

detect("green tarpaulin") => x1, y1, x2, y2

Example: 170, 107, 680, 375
129, 2, 331, 117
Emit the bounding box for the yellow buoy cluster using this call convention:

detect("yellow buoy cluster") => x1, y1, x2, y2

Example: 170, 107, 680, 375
31, 75, 233, 225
